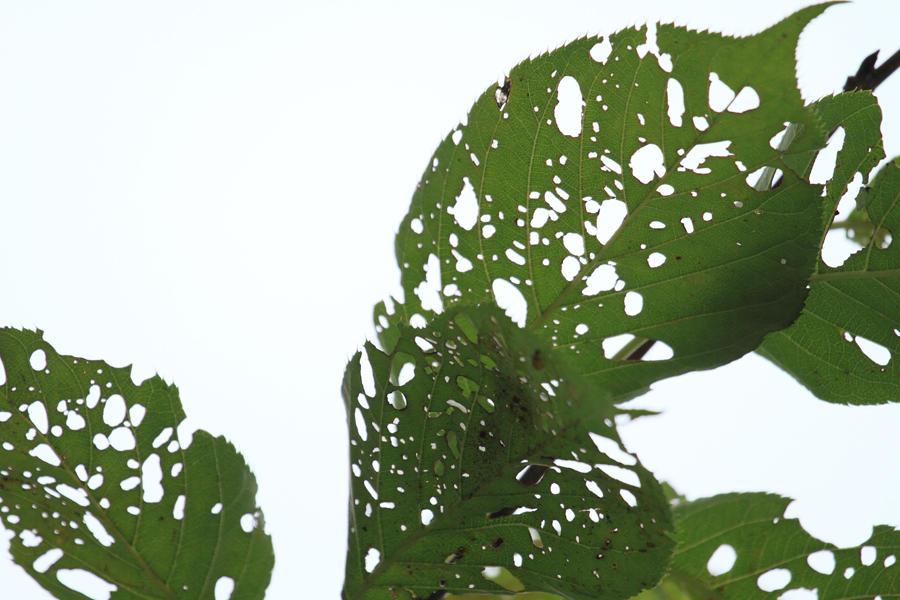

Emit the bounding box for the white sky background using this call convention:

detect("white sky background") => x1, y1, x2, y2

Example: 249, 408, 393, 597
0, 1, 899, 598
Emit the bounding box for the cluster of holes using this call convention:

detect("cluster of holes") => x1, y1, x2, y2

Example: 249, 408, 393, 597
706, 534, 895, 599
841, 330, 893, 367
351, 314, 672, 592
0, 347, 261, 600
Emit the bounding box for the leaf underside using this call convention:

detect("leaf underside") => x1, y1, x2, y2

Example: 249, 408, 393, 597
665, 492, 900, 600
758, 93, 900, 404
0, 328, 273, 600
378, 5, 835, 405
343, 306, 673, 600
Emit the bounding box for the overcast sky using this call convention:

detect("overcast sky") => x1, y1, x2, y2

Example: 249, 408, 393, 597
1, 1, 899, 598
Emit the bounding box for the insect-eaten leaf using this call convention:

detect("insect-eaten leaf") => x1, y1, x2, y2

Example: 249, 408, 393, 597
0, 327, 273, 600
759, 93, 900, 405
343, 305, 673, 600
667, 492, 900, 600
382, 6, 837, 405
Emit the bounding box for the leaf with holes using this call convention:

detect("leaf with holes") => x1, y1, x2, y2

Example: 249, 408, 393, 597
377, 6, 834, 404
343, 306, 673, 600
666, 492, 900, 600
758, 92, 900, 404
0, 328, 273, 599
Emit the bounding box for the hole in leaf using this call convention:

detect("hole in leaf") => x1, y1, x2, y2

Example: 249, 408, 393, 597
586, 480, 604, 498
624, 291, 643, 316
388, 391, 408, 410
810, 126, 845, 184
57, 569, 118, 600
861, 546, 877, 566
681, 141, 733, 175
20, 531, 43, 548
561, 256, 580, 281
647, 252, 666, 268
241, 513, 256, 532
855, 336, 891, 366
30, 443, 61, 466
482, 566, 525, 592
590, 37, 612, 64
620, 489, 638, 507
708, 72, 736, 113
28, 401, 49, 434
555, 459, 591, 473
596, 199, 628, 244
728, 86, 760, 113
103, 394, 126, 427
629, 144, 665, 184
84, 512, 115, 546
598, 464, 641, 487
564, 232, 585, 256
590, 432, 637, 466
666, 78, 685, 127
415, 254, 444, 314
450, 177, 479, 231
141, 454, 164, 503
492, 279, 527, 327
583, 264, 619, 295
421, 509, 434, 525
354, 408, 368, 442
769, 123, 790, 149
364, 548, 381, 573
33, 548, 64, 574
642, 340, 674, 361
215, 576, 235, 600
109, 427, 136, 452
517, 464, 550, 487
30, 349, 47, 371
707, 544, 737, 576
359, 349, 376, 398
603, 334, 635, 359
555, 76, 584, 137
758, 568, 792, 592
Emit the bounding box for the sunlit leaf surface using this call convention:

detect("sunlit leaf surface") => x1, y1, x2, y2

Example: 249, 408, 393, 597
379, 6, 834, 404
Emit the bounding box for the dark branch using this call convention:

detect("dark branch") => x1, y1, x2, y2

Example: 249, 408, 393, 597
844, 48, 900, 92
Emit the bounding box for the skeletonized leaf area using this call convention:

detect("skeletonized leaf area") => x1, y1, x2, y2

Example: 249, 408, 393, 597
343, 306, 672, 600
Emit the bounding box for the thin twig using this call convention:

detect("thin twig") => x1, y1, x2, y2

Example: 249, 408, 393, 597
844, 47, 900, 92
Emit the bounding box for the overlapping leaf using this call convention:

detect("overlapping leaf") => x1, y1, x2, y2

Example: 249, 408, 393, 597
376, 6, 834, 404
343, 306, 673, 600
666, 493, 900, 600
758, 93, 900, 404
0, 328, 273, 599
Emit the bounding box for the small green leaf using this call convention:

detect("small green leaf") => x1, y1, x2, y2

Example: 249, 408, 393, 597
342, 306, 673, 600
759, 98, 900, 406
386, 7, 834, 403
0, 328, 273, 600
669, 492, 900, 600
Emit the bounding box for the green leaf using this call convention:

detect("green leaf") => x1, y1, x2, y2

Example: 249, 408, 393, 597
343, 306, 673, 600
758, 97, 899, 404
384, 6, 833, 403
0, 328, 273, 599
668, 492, 900, 600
